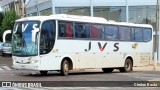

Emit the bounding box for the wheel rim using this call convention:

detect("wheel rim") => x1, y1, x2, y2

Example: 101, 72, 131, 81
64, 62, 69, 73
125, 61, 131, 71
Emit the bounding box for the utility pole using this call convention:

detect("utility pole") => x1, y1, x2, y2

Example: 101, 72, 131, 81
126, 0, 128, 22
90, 0, 93, 17
21, 0, 25, 17
34, 0, 40, 16
154, 0, 159, 69
51, 0, 55, 14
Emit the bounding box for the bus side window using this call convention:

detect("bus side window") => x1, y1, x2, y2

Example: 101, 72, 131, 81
85, 24, 90, 38
143, 28, 152, 41
91, 24, 103, 39
131, 28, 135, 41
119, 26, 131, 41
59, 23, 66, 37
105, 25, 119, 40
75, 24, 82, 38
66, 23, 73, 37
135, 28, 143, 42
101, 26, 105, 40
75, 23, 90, 38
59, 21, 73, 38
40, 21, 55, 54
81, 25, 86, 38
91, 25, 99, 39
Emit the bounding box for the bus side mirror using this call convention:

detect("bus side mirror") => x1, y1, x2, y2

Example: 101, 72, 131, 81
32, 28, 39, 42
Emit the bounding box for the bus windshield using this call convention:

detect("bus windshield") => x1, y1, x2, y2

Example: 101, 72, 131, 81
12, 21, 40, 56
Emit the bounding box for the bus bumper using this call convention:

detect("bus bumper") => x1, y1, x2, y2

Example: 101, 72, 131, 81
13, 63, 41, 70
12, 56, 41, 70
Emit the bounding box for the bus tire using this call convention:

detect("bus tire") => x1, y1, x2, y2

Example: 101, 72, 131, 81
61, 59, 69, 76
1, 53, 4, 57
119, 58, 133, 72
102, 68, 114, 73
40, 71, 48, 75
0, 51, 2, 56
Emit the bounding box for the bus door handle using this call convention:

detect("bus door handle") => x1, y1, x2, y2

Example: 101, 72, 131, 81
93, 53, 96, 54
76, 53, 79, 54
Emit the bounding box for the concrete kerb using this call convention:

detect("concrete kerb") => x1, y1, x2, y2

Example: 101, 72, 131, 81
133, 64, 160, 71
82, 64, 160, 72
71, 65, 160, 73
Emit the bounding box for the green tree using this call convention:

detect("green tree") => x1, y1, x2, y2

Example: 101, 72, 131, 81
0, 12, 4, 41
0, 12, 3, 26
1, 10, 19, 42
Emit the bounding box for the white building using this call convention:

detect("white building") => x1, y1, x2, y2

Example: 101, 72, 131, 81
25, 0, 160, 63
26, 0, 156, 26
0, 0, 30, 17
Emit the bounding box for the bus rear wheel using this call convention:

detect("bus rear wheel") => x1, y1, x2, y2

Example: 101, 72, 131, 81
40, 71, 48, 75
119, 58, 133, 72
102, 68, 114, 73
61, 59, 69, 76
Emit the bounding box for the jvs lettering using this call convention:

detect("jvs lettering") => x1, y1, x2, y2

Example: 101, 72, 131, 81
113, 43, 119, 51
98, 42, 107, 51
85, 42, 91, 51
85, 42, 119, 52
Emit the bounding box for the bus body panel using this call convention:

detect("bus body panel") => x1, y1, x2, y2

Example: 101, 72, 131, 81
12, 14, 153, 73
12, 39, 153, 71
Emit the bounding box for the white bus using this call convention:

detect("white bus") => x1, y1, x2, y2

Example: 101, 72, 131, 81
12, 14, 153, 76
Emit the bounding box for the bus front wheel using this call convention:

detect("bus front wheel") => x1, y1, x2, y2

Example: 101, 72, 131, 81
119, 58, 133, 72
102, 68, 114, 73
61, 60, 69, 76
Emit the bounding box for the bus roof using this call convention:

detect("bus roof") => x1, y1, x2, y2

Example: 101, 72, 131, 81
16, 14, 153, 28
